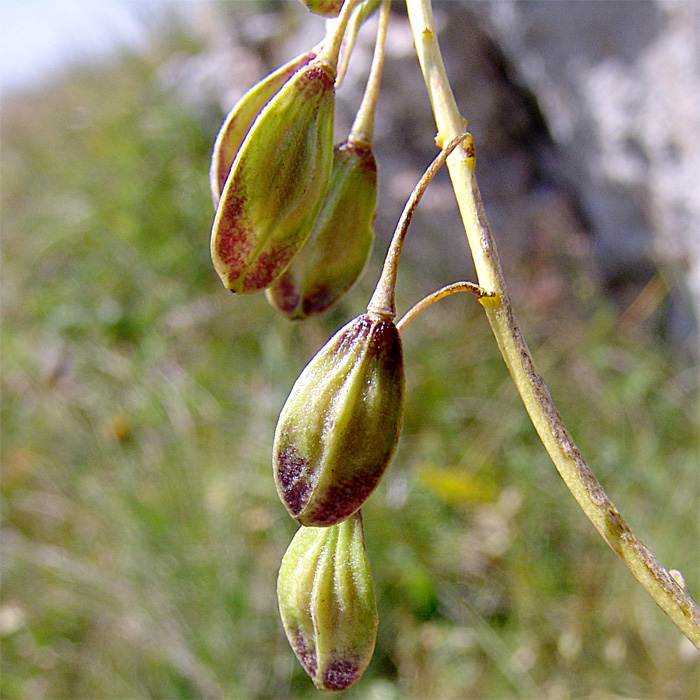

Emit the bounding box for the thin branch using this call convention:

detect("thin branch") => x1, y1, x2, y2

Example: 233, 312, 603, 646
349, 0, 390, 145
396, 280, 493, 333
367, 133, 468, 320
319, 0, 366, 69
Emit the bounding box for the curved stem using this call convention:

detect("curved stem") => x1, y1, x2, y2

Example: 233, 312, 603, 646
367, 133, 468, 321
405, 0, 700, 647
349, 0, 390, 145
336, 0, 382, 86
396, 280, 493, 333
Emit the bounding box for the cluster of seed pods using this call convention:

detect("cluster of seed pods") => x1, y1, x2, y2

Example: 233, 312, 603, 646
209, 8, 378, 316
209, 0, 406, 690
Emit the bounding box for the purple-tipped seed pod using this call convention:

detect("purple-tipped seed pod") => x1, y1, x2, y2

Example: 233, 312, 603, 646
266, 139, 377, 319
273, 313, 404, 526
277, 511, 377, 690
210, 58, 335, 294
209, 49, 318, 209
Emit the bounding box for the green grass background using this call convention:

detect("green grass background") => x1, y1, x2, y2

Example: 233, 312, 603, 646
1, 14, 699, 700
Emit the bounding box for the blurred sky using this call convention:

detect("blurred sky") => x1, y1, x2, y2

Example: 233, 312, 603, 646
0, 0, 156, 92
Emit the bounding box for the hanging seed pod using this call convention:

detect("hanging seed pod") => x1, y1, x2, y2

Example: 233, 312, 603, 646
298, 0, 344, 18
209, 49, 318, 209
210, 58, 336, 294
277, 511, 377, 691
273, 312, 404, 526
266, 139, 377, 319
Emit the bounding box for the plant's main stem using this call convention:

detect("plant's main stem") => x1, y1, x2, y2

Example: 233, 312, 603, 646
405, 0, 700, 647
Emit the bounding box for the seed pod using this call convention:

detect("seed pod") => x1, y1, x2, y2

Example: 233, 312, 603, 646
298, 0, 344, 18
277, 511, 377, 691
209, 49, 318, 209
210, 58, 336, 294
273, 313, 404, 526
266, 139, 376, 319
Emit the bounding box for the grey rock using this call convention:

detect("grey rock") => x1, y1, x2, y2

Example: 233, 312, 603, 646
476, 0, 699, 342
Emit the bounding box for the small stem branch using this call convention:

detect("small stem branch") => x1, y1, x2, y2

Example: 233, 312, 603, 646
349, 0, 390, 145
336, 0, 382, 85
320, 0, 366, 69
367, 133, 469, 321
405, 0, 700, 646
396, 280, 493, 333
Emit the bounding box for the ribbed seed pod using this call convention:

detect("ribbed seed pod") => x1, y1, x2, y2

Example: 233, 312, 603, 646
209, 49, 318, 209
210, 59, 336, 294
266, 139, 377, 319
277, 511, 377, 691
273, 313, 404, 526
298, 0, 344, 18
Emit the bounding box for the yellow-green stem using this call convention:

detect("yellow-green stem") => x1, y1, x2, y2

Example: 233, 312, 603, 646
350, 0, 390, 145
320, 0, 366, 68
396, 280, 492, 333
405, 0, 700, 647
335, 0, 381, 85
367, 133, 468, 320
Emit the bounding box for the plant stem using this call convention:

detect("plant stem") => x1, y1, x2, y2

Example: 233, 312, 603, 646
404, 0, 700, 647
336, 0, 382, 85
320, 0, 366, 69
396, 280, 493, 333
367, 133, 468, 320
349, 0, 390, 145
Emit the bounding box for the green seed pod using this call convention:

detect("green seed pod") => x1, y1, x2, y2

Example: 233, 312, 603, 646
266, 139, 376, 319
298, 0, 344, 18
209, 49, 318, 209
273, 313, 404, 526
277, 511, 377, 691
210, 58, 336, 294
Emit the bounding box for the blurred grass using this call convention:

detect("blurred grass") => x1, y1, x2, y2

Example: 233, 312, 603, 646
1, 13, 699, 700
